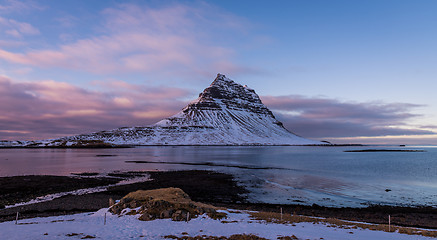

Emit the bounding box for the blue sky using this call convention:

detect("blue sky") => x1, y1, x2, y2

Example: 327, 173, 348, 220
0, 0, 436, 144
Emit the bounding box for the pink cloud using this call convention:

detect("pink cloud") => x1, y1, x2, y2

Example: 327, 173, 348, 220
0, 76, 192, 140
0, 3, 252, 77
260, 95, 434, 139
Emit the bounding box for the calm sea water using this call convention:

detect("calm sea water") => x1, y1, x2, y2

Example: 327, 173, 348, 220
1, 146, 436, 208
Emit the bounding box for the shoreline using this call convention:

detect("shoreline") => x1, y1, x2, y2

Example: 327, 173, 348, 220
0, 143, 363, 148
0, 170, 436, 229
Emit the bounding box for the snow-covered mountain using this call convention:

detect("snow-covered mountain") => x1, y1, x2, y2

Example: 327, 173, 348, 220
2, 74, 322, 147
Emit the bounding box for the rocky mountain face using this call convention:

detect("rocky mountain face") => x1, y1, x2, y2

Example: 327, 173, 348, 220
155, 74, 278, 128
2, 74, 322, 147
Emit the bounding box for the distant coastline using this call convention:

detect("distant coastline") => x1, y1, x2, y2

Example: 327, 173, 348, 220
0, 141, 363, 148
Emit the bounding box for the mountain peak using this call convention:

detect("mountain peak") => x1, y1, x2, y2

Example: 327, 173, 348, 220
208, 73, 240, 92
182, 74, 270, 116
207, 74, 258, 101
211, 73, 233, 86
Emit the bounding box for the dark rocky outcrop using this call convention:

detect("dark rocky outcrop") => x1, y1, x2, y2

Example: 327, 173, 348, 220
184, 74, 275, 117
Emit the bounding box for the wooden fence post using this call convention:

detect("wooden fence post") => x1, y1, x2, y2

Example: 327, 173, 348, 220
389, 215, 391, 232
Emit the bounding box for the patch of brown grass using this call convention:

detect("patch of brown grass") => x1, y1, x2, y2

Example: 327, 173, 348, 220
249, 211, 437, 238
110, 188, 227, 221
163, 234, 269, 240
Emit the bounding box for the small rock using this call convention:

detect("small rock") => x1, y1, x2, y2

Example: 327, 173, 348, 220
81, 235, 96, 239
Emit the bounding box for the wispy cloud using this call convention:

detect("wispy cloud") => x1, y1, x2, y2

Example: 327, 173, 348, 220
0, 39, 25, 47
0, 16, 40, 38
0, 76, 192, 140
261, 95, 435, 139
0, 0, 44, 13
0, 0, 43, 39
0, 3, 253, 78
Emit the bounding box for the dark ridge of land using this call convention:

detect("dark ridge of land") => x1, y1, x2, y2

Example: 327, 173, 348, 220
305, 144, 364, 147
0, 170, 436, 229
125, 160, 288, 170
105, 170, 247, 204
0, 175, 119, 207
344, 149, 426, 152
0, 145, 134, 149
71, 172, 100, 176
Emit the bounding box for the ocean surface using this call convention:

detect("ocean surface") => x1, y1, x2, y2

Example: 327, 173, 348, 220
1, 145, 436, 208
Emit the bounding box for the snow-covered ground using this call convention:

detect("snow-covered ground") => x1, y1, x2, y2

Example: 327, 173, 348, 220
0, 208, 433, 240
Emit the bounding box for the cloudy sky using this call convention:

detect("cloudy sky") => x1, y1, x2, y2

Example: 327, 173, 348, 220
0, 0, 436, 144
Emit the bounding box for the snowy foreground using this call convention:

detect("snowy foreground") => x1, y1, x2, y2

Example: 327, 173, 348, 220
0, 208, 433, 240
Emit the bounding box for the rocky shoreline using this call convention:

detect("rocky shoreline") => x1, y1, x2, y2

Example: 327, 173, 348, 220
0, 170, 436, 229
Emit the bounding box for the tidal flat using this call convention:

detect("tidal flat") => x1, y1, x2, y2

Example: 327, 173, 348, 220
1, 170, 436, 229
